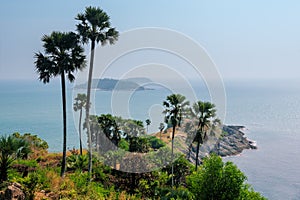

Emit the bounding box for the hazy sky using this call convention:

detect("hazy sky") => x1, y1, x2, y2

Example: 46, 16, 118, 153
1, 0, 300, 81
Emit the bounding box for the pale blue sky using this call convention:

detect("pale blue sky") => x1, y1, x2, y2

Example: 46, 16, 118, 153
1, 0, 300, 81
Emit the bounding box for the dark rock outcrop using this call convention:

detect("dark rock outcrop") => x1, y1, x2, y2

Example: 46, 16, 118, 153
175, 125, 257, 164
0, 183, 25, 200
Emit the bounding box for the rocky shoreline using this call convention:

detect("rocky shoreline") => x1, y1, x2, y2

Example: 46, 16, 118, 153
174, 125, 257, 164
215, 125, 257, 156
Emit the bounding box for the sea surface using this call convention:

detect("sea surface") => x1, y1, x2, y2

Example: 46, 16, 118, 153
0, 79, 300, 199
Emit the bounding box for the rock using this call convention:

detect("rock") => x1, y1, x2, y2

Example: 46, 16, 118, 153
2, 182, 25, 200
176, 124, 257, 164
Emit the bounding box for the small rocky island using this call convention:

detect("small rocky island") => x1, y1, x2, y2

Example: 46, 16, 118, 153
75, 77, 155, 91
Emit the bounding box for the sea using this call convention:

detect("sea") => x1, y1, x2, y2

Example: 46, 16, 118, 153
0, 79, 300, 199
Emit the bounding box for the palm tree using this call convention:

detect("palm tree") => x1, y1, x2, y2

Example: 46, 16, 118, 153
190, 101, 217, 170
145, 119, 151, 133
159, 123, 165, 140
76, 6, 119, 176
73, 93, 87, 155
0, 135, 30, 182
35, 31, 85, 177
163, 94, 189, 187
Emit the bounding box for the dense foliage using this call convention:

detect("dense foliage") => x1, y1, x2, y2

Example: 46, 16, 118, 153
0, 133, 266, 200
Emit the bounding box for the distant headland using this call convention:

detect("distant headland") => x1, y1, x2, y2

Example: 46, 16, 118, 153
75, 77, 157, 91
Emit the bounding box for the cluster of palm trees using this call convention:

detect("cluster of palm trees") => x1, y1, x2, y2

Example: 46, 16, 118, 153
34, 6, 119, 177
163, 94, 219, 186
34, 6, 219, 184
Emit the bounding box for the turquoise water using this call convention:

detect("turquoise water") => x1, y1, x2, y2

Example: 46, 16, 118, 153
1, 80, 300, 199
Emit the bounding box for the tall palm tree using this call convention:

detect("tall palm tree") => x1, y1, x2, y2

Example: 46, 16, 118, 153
76, 6, 119, 175
190, 101, 217, 170
145, 119, 151, 133
163, 94, 189, 187
35, 31, 85, 177
73, 93, 88, 155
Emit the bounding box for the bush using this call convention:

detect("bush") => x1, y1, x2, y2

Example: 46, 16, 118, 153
163, 154, 194, 186
66, 154, 88, 171
187, 154, 266, 200
21, 172, 39, 200
118, 139, 129, 151
239, 184, 267, 200
129, 137, 150, 153
93, 161, 111, 183
148, 136, 165, 149
157, 186, 193, 200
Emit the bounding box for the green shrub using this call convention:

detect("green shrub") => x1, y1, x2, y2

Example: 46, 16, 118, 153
118, 139, 129, 151
66, 154, 88, 171
187, 154, 266, 200
22, 172, 39, 200
129, 137, 150, 153
148, 136, 166, 149
238, 184, 267, 200
93, 162, 111, 183
157, 186, 193, 200
69, 171, 89, 194
14, 159, 38, 168
163, 154, 193, 186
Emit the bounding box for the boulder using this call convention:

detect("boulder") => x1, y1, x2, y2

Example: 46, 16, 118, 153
2, 183, 25, 200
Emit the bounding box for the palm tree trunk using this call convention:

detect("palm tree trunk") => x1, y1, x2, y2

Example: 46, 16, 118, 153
96, 131, 99, 153
86, 39, 96, 179
171, 125, 176, 187
195, 137, 200, 171
60, 72, 67, 177
187, 143, 192, 159
79, 108, 83, 155
160, 130, 162, 140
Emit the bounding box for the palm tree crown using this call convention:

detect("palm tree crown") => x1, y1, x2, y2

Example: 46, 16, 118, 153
74, 93, 88, 112
163, 94, 190, 132
35, 32, 85, 83
76, 6, 119, 45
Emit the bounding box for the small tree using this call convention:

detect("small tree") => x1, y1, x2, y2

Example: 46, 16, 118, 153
73, 93, 88, 155
158, 123, 165, 140
0, 135, 30, 181
145, 119, 151, 133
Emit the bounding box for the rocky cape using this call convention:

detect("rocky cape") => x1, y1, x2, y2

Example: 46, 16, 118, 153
167, 125, 257, 164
